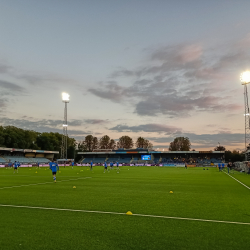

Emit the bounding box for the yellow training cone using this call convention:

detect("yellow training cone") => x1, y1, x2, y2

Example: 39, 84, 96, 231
126, 211, 133, 215
77, 173, 79, 174
73, 186, 76, 188
35, 171, 37, 173
169, 191, 173, 193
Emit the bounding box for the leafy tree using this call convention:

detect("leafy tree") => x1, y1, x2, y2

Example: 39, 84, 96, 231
99, 135, 116, 149
78, 141, 87, 152
135, 137, 153, 149
225, 150, 244, 162
117, 135, 134, 149
83, 135, 98, 152
214, 145, 226, 151
108, 139, 116, 150
99, 135, 111, 149
169, 137, 191, 151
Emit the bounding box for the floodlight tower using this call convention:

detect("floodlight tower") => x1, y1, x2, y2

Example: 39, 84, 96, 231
240, 71, 250, 160
61, 92, 70, 159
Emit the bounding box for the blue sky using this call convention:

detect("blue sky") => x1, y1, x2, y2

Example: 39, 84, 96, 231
1, 0, 250, 150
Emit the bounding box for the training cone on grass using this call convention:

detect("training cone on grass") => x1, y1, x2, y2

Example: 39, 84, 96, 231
73, 186, 76, 188
35, 171, 37, 173
126, 211, 133, 215
169, 191, 173, 193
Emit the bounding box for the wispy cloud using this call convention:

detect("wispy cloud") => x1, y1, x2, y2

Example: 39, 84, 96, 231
89, 38, 247, 117
110, 123, 181, 134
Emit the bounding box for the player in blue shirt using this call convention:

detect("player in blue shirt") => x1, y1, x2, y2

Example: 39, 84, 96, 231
13, 161, 18, 173
104, 161, 108, 173
71, 161, 74, 169
218, 163, 221, 172
49, 160, 59, 183
90, 161, 93, 170
116, 161, 119, 173
110, 162, 113, 170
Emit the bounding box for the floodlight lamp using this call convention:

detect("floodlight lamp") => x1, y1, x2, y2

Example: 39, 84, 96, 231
244, 113, 250, 116
240, 71, 250, 84
62, 92, 70, 102
63, 124, 68, 127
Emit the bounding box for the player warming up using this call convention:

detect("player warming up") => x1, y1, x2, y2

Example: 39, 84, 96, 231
104, 161, 108, 173
116, 161, 120, 173
13, 161, 18, 173
49, 160, 59, 183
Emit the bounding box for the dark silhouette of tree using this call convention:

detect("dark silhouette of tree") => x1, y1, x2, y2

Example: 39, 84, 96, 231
169, 137, 191, 151
117, 135, 134, 149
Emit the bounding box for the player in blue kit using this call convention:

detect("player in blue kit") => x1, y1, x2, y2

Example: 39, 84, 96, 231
71, 161, 74, 169
116, 161, 119, 173
13, 161, 18, 173
218, 163, 221, 172
90, 161, 93, 170
104, 161, 108, 173
110, 162, 113, 170
49, 160, 59, 183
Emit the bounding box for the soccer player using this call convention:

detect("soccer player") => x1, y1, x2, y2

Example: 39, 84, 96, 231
116, 161, 119, 173
110, 162, 113, 170
71, 161, 74, 169
104, 161, 108, 173
218, 163, 221, 172
49, 160, 59, 183
13, 161, 18, 173
90, 161, 93, 170
37, 162, 40, 168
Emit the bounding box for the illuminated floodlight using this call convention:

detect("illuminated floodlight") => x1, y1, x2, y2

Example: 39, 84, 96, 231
244, 113, 250, 116
62, 92, 70, 102
63, 124, 68, 127
240, 71, 250, 84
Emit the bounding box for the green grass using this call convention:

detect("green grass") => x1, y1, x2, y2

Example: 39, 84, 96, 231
1, 166, 250, 250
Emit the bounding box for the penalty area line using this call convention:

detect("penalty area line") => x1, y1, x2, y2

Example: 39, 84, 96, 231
0, 204, 250, 226
223, 171, 250, 190
0, 177, 91, 190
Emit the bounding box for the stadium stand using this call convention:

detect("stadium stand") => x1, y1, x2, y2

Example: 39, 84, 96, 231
0, 156, 6, 163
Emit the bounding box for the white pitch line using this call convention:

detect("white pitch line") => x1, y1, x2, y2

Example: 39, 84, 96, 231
0, 177, 91, 190
0, 204, 249, 226
223, 171, 250, 190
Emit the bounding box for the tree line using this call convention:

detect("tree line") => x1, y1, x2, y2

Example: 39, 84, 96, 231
78, 135, 153, 152
0, 126, 244, 161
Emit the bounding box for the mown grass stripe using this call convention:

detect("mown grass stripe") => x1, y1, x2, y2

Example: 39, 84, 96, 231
0, 177, 91, 190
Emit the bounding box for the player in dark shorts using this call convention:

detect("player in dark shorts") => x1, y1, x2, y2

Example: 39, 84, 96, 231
104, 161, 108, 173
13, 161, 18, 173
90, 161, 93, 170
116, 161, 120, 173
49, 160, 59, 182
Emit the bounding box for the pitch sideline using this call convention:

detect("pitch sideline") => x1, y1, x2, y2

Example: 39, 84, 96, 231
0, 204, 250, 226
223, 171, 250, 190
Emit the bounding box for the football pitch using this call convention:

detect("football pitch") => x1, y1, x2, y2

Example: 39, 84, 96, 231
1, 166, 250, 250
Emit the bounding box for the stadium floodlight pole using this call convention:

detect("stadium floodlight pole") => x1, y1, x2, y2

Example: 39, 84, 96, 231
61, 92, 70, 160
240, 71, 250, 160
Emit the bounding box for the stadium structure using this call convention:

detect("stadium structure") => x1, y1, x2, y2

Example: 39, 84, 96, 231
78, 148, 225, 166
0, 147, 59, 165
